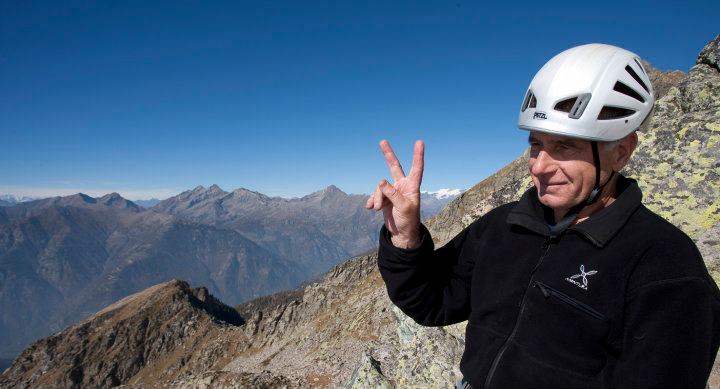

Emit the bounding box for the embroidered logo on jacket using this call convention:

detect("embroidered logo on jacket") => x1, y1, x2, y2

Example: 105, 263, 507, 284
565, 264, 597, 290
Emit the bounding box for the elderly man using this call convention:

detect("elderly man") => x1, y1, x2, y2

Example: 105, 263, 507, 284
366, 44, 720, 388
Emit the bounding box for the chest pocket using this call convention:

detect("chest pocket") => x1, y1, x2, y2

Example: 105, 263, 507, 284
513, 280, 610, 377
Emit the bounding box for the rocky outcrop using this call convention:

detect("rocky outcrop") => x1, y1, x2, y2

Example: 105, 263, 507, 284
623, 36, 720, 280
698, 35, 720, 72
0, 280, 248, 388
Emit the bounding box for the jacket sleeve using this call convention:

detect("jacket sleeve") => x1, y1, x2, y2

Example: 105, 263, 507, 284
610, 277, 720, 388
377, 221, 478, 327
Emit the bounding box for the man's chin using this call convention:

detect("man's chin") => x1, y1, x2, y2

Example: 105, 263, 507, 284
536, 193, 572, 210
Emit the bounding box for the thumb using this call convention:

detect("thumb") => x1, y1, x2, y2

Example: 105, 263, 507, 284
379, 180, 404, 207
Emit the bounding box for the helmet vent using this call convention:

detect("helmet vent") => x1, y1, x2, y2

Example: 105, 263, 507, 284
598, 106, 636, 120
625, 65, 650, 93
613, 81, 645, 103
554, 93, 591, 119
521, 90, 537, 112
554, 97, 577, 113
634, 58, 647, 75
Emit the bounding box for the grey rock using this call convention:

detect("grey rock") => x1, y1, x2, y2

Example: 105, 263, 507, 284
347, 352, 392, 389
698, 35, 720, 72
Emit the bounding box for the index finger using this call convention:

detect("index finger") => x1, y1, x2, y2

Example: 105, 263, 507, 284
379, 139, 406, 182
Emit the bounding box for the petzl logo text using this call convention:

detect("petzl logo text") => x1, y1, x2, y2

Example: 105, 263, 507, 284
533, 111, 547, 120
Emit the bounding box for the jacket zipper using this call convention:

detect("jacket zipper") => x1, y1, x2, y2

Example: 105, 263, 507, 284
483, 237, 552, 389
533, 281, 607, 321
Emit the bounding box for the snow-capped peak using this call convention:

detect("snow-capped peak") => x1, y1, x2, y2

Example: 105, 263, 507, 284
422, 188, 464, 200
0, 194, 38, 203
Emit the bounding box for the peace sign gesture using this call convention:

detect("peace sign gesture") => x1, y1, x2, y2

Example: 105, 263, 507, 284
365, 139, 424, 249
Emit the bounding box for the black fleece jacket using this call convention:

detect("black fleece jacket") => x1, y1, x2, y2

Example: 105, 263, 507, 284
378, 176, 720, 389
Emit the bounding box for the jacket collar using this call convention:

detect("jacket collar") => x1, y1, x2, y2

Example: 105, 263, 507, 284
506, 174, 643, 247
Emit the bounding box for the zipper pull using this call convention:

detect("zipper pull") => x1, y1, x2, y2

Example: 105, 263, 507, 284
534, 281, 550, 298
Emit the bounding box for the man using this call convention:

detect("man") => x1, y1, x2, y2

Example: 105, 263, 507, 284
366, 44, 720, 388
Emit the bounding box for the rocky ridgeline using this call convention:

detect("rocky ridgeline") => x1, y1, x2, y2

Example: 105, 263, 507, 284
626, 36, 720, 280
0, 280, 241, 388
2, 35, 719, 388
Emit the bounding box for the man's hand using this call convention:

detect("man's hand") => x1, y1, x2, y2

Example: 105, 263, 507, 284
365, 139, 424, 249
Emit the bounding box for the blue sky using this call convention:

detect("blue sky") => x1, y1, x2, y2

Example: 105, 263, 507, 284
1, 1, 717, 199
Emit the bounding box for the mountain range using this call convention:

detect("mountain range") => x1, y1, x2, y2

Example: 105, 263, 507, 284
0, 185, 460, 362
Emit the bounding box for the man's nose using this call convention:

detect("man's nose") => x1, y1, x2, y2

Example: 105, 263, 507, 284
530, 150, 556, 176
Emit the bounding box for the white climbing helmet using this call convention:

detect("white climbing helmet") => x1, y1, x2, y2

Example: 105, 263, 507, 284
518, 43, 655, 141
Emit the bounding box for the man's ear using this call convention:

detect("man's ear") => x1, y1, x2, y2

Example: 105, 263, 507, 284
613, 132, 638, 171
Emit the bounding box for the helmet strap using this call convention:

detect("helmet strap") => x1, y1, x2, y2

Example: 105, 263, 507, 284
547, 141, 615, 237
586, 141, 606, 205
